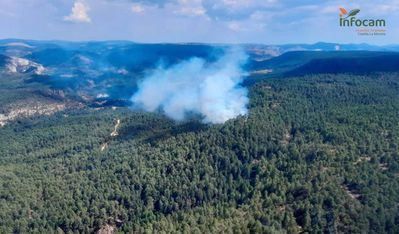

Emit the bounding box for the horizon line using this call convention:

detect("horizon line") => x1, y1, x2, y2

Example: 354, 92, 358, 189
1, 38, 398, 47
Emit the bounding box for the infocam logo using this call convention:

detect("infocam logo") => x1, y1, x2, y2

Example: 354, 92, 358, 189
339, 8, 386, 27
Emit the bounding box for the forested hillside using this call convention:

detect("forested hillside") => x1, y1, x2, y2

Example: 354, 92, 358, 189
249, 51, 399, 78
1, 73, 398, 233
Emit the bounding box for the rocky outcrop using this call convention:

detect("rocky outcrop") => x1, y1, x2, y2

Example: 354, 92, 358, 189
0, 102, 65, 127
96, 224, 116, 234
6, 57, 46, 75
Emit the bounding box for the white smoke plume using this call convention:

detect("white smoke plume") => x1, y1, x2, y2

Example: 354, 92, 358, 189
131, 48, 249, 124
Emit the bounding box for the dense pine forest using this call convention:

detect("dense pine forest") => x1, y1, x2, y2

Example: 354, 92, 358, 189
1, 72, 398, 233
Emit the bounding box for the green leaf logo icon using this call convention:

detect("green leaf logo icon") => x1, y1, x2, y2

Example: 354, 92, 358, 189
345, 9, 360, 18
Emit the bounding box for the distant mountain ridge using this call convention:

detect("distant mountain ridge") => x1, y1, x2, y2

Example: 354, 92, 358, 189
249, 51, 399, 78
289, 53, 399, 76
1, 39, 399, 57
1, 39, 399, 102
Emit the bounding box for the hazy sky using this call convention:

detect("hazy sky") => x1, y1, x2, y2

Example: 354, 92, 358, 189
0, 0, 398, 44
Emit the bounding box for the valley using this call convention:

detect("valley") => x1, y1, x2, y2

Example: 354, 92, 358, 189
0, 40, 399, 233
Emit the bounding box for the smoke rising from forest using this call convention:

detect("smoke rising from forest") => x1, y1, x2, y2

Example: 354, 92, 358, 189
131, 48, 249, 124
